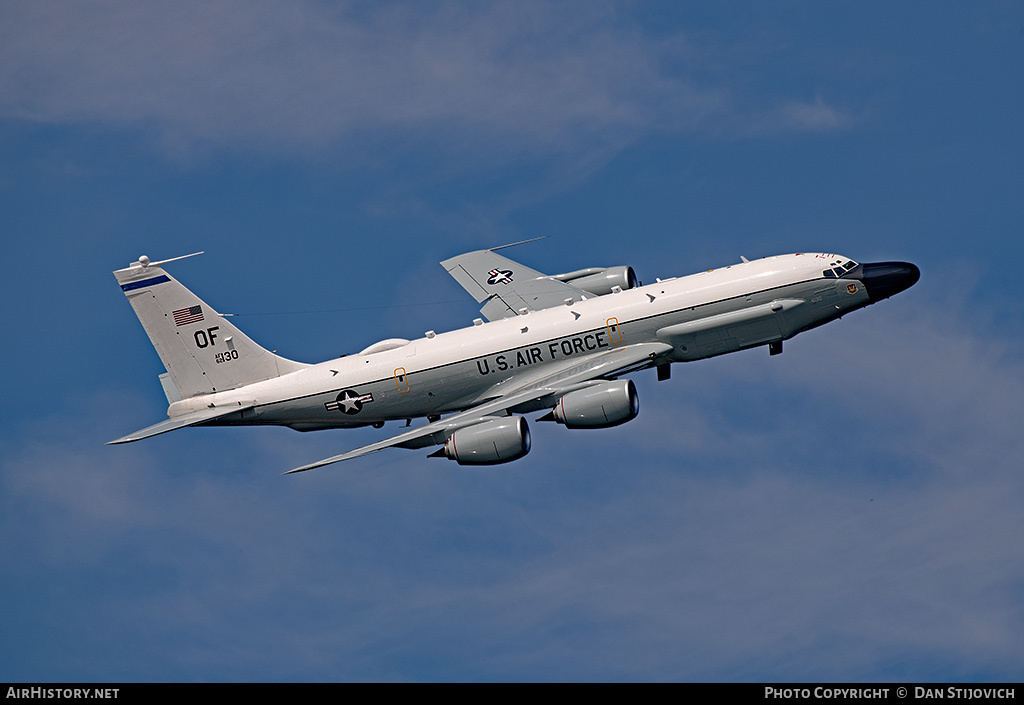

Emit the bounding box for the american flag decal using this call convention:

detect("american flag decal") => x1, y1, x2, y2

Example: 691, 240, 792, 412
172, 305, 204, 326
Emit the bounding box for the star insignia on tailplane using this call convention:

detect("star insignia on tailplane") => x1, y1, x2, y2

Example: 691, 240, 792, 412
487, 268, 514, 285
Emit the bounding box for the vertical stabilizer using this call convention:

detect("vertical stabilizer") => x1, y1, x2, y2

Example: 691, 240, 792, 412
114, 255, 307, 398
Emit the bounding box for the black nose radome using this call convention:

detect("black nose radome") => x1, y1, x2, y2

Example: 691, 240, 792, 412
857, 261, 920, 302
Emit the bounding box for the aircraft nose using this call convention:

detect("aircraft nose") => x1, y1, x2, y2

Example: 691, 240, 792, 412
856, 261, 920, 302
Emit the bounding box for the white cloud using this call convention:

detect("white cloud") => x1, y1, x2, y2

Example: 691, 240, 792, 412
0, 1, 848, 161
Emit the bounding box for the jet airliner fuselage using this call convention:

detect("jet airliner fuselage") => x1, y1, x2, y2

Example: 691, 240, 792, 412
111, 248, 919, 472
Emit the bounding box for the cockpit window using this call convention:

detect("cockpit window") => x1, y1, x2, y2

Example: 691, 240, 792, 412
824, 260, 860, 278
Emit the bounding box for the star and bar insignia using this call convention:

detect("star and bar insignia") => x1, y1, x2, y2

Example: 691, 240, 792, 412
486, 268, 514, 285
326, 389, 374, 415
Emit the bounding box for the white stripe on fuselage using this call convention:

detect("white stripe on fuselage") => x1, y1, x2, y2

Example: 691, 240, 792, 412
166, 254, 840, 421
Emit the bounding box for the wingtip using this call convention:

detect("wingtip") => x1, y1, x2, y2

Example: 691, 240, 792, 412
282, 462, 320, 475
283, 453, 350, 475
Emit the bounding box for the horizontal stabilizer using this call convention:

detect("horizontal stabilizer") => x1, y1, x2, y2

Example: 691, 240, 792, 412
440, 247, 590, 321
107, 403, 255, 444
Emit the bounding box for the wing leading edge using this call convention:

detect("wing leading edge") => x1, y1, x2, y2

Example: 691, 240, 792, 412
285, 341, 672, 474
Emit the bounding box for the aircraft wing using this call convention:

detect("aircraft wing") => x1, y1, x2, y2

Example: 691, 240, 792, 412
440, 245, 590, 321
107, 402, 256, 444
285, 341, 672, 474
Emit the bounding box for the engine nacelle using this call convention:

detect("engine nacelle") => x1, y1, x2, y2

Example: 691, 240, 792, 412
556, 265, 639, 296
547, 379, 639, 429
436, 417, 531, 465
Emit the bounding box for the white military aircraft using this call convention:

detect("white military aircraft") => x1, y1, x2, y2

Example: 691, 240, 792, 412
110, 244, 919, 473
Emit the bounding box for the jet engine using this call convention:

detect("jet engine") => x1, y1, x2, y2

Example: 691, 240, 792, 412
552, 265, 639, 296
541, 379, 639, 429
432, 417, 531, 465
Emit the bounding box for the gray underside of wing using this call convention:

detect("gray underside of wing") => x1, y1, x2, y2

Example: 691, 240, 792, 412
285, 341, 672, 474
441, 249, 591, 321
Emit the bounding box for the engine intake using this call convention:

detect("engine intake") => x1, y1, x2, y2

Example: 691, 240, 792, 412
542, 379, 639, 429
433, 417, 531, 465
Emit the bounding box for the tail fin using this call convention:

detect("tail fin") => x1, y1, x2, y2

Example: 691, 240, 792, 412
114, 254, 307, 399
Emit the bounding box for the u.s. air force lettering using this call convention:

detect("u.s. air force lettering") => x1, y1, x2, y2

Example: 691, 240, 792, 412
326, 389, 374, 414
475, 332, 612, 375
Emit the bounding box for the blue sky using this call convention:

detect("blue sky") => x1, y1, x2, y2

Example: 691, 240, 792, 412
2, 1, 1022, 682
